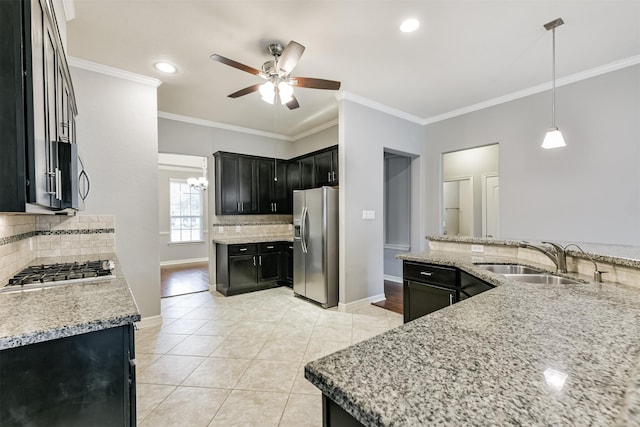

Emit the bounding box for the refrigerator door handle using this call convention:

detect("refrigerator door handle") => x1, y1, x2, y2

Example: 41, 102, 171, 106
301, 206, 308, 254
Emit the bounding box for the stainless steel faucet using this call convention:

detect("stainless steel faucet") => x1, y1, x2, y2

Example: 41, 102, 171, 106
520, 241, 567, 273
563, 243, 607, 283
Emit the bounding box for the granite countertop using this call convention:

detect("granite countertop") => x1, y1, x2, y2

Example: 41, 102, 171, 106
0, 253, 140, 351
305, 249, 640, 426
212, 234, 294, 244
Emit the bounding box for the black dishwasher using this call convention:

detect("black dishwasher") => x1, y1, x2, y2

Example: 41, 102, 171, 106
402, 261, 494, 323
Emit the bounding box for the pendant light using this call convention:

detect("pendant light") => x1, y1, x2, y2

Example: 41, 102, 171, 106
542, 17, 566, 149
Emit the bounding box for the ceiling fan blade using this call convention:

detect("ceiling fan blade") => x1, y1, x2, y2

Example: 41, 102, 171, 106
228, 84, 261, 98
291, 77, 341, 90
286, 96, 300, 110
278, 41, 305, 76
210, 54, 261, 76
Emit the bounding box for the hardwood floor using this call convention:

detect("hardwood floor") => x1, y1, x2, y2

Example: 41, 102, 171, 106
160, 262, 209, 298
371, 280, 403, 315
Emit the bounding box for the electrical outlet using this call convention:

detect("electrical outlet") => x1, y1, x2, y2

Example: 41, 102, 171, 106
362, 210, 376, 220
218, 226, 224, 233
288, 224, 292, 230
235, 225, 241, 232
471, 244, 485, 253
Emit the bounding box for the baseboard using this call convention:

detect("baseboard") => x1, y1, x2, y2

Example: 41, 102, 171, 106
136, 314, 162, 329
384, 274, 403, 283
337, 293, 386, 312
160, 257, 209, 267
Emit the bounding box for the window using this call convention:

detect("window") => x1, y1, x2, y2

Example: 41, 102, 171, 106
170, 179, 203, 242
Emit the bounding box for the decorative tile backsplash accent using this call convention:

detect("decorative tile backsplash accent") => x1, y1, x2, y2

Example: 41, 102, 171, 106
0, 214, 116, 286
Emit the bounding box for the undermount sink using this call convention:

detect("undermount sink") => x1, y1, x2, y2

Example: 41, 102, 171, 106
503, 274, 581, 285
474, 264, 544, 275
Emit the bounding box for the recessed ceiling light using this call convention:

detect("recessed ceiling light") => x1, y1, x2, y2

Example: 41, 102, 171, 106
400, 18, 420, 33
154, 62, 177, 74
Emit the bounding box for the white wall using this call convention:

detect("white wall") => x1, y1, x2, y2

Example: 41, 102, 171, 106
339, 100, 424, 305
70, 67, 160, 318
158, 166, 209, 265
425, 64, 640, 245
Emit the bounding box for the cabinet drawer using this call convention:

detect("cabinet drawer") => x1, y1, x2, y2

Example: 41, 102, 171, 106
229, 244, 257, 256
258, 242, 282, 253
403, 261, 457, 286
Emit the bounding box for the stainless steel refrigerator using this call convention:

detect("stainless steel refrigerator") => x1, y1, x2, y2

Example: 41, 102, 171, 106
293, 187, 338, 308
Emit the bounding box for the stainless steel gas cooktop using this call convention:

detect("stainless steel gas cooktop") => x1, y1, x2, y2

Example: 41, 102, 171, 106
2, 260, 115, 292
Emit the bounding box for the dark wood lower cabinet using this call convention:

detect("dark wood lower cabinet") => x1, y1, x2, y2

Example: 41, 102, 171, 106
216, 241, 291, 296
322, 394, 365, 427
0, 324, 136, 426
403, 261, 494, 323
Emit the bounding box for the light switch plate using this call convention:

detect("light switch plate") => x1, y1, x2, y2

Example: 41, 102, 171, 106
235, 225, 241, 232
362, 210, 376, 220
471, 244, 485, 253
218, 226, 224, 233
288, 224, 292, 230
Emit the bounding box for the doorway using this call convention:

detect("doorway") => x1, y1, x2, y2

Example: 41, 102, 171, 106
443, 177, 473, 236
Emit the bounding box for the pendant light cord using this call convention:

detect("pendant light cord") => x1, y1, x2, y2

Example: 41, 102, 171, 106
551, 27, 556, 128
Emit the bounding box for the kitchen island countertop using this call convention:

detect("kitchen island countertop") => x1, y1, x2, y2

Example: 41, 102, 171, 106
0, 253, 140, 351
305, 249, 640, 426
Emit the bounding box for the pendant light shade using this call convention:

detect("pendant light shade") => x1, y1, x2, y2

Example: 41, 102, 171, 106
542, 127, 566, 149
542, 18, 566, 149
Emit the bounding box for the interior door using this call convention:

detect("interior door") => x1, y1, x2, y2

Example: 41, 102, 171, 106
485, 176, 500, 238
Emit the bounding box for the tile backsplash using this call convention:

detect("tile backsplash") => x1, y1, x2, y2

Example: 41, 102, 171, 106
211, 214, 293, 239
0, 214, 116, 285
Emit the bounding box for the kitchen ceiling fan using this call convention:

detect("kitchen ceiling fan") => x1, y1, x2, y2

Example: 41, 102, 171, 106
210, 41, 341, 110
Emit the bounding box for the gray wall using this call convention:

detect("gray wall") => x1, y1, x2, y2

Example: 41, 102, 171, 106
71, 67, 160, 318
290, 125, 338, 158
158, 166, 209, 264
425, 64, 640, 245
339, 100, 425, 304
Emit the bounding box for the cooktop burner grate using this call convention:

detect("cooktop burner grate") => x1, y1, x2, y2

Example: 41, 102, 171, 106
5, 260, 115, 290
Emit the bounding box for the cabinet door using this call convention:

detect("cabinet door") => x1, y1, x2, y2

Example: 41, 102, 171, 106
404, 281, 456, 323
258, 252, 281, 283
300, 156, 315, 189
257, 159, 274, 213
273, 160, 288, 213
331, 148, 338, 184
229, 255, 258, 290
314, 151, 333, 186
283, 243, 294, 284
238, 157, 257, 213
216, 154, 240, 214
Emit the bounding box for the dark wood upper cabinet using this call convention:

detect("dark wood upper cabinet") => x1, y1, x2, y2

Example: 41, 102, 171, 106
214, 145, 337, 215
258, 159, 289, 214
215, 153, 258, 215
0, 0, 78, 213
314, 148, 338, 186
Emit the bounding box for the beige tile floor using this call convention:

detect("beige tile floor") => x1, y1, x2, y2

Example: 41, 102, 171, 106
135, 286, 403, 426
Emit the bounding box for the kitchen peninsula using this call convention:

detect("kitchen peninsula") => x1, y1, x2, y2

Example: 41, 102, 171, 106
305, 237, 640, 426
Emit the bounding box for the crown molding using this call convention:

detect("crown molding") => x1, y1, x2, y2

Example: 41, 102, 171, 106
157, 111, 293, 141
68, 57, 162, 88
291, 119, 339, 141
335, 91, 424, 125
61, 0, 75, 21
423, 54, 640, 125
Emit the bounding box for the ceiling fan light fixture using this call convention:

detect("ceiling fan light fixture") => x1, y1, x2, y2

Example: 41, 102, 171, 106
259, 81, 275, 104
278, 82, 294, 104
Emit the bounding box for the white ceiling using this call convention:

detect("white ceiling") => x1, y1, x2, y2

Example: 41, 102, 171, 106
66, 1, 640, 139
